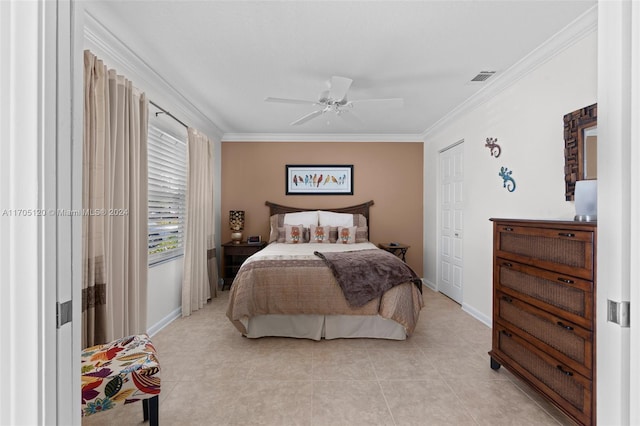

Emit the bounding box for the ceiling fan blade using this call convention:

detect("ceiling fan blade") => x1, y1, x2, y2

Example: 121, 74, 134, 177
264, 97, 319, 106
329, 76, 353, 102
349, 98, 404, 108
338, 109, 364, 128
290, 109, 324, 126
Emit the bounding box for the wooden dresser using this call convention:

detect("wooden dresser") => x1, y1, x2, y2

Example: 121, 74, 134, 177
489, 219, 596, 425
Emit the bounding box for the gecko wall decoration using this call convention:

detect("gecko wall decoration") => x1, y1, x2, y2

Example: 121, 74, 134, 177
499, 166, 516, 192
485, 137, 501, 157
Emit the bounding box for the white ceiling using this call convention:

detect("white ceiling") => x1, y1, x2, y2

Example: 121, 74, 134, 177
86, 0, 596, 139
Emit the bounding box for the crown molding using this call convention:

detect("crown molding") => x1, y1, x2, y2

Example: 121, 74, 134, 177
221, 133, 423, 142
83, 10, 224, 141
422, 4, 597, 140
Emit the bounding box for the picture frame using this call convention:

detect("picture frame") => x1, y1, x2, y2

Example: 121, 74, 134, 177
286, 164, 354, 195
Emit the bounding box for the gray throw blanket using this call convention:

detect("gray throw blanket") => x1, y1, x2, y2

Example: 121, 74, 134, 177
314, 249, 422, 307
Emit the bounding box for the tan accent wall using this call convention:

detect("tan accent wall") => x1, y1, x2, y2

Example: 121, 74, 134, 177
221, 141, 424, 276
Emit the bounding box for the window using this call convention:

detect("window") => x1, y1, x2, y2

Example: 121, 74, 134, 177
147, 124, 187, 265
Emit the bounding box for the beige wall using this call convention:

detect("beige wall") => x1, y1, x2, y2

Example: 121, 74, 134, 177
221, 141, 424, 275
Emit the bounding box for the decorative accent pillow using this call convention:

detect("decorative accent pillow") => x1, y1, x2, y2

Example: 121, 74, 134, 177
284, 224, 305, 244
269, 214, 284, 243
353, 214, 369, 242
328, 226, 338, 243
310, 225, 331, 243
318, 211, 354, 227
355, 226, 369, 243
336, 226, 357, 244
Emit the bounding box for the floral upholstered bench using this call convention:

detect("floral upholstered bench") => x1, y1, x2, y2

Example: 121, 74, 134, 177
81, 334, 161, 425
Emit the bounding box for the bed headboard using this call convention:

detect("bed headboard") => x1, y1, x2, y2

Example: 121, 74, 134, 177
265, 200, 374, 235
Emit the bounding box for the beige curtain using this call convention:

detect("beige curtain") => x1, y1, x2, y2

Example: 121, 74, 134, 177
182, 127, 217, 316
82, 50, 149, 347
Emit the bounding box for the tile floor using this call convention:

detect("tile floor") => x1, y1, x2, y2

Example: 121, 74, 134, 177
83, 287, 575, 425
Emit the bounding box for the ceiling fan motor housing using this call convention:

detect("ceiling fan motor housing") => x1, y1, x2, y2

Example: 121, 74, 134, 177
318, 90, 348, 106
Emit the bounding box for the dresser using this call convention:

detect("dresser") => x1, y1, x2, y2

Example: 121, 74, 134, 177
489, 219, 596, 426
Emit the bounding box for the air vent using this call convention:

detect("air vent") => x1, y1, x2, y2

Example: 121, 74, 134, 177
470, 71, 496, 82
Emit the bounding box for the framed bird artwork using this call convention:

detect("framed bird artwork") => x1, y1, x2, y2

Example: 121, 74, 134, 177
285, 165, 353, 195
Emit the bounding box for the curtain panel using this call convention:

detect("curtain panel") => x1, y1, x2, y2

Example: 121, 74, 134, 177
182, 128, 218, 316
82, 50, 148, 348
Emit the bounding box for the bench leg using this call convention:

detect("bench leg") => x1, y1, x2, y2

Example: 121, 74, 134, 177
142, 395, 159, 425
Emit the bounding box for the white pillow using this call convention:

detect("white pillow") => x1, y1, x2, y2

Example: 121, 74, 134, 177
318, 210, 353, 227
284, 211, 318, 227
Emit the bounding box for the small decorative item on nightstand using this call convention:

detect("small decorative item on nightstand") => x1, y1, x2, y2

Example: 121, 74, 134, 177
247, 235, 262, 244
229, 210, 245, 244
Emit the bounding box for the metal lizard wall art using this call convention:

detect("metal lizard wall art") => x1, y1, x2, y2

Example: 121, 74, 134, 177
499, 166, 516, 192
485, 137, 501, 158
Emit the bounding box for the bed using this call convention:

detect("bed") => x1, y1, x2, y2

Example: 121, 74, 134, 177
225, 200, 424, 340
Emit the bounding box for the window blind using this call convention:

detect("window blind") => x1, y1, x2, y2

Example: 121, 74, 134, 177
148, 125, 187, 265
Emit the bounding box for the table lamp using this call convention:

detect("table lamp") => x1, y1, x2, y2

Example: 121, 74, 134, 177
229, 210, 245, 244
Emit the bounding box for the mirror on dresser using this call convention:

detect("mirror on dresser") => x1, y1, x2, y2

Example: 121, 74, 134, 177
564, 103, 597, 201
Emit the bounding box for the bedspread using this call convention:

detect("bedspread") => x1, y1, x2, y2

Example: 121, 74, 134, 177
225, 242, 423, 336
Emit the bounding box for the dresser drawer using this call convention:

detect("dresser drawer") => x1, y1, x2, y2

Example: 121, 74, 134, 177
493, 325, 592, 425
496, 258, 593, 329
496, 291, 592, 378
494, 224, 594, 280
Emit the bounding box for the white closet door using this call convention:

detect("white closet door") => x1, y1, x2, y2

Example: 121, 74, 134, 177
438, 141, 464, 304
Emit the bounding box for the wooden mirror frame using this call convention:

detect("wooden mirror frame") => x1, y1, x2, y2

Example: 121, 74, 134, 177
564, 103, 597, 201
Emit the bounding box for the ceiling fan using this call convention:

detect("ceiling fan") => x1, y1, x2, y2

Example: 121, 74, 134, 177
264, 76, 404, 126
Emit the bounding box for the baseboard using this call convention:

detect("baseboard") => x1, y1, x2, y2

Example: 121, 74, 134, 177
422, 278, 437, 292
147, 307, 181, 337
462, 302, 491, 328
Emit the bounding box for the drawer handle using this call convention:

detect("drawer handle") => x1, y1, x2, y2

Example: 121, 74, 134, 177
503, 227, 514, 231
501, 330, 512, 338
556, 321, 574, 331
557, 365, 574, 376
558, 232, 576, 237
503, 262, 513, 268
557, 277, 575, 284
501, 295, 513, 303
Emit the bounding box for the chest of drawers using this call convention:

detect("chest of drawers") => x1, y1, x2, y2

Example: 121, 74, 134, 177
489, 219, 596, 425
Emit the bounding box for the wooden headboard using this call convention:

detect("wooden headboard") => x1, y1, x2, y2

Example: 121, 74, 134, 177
265, 200, 374, 234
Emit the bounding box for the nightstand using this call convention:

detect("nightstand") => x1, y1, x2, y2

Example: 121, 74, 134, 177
222, 241, 267, 290
378, 242, 410, 262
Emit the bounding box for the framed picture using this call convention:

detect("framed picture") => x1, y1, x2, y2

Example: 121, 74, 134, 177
286, 165, 353, 195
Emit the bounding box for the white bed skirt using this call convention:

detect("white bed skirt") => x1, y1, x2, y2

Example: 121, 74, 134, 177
240, 314, 407, 340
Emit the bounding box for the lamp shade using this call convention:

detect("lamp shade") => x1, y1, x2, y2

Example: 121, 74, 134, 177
229, 210, 245, 231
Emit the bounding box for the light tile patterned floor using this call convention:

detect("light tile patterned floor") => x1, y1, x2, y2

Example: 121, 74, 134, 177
83, 287, 576, 425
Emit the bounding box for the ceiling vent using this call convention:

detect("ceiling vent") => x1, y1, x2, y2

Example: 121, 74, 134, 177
470, 71, 496, 82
